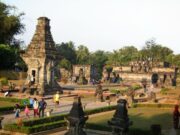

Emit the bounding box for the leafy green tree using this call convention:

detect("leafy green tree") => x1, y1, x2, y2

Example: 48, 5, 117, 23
76, 45, 90, 64
106, 46, 138, 66
58, 58, 72, 70
106, 51, 121, 65
0, 44, 16, 69
165, 54, 175, 64
160, 47, 173, 61
119, 46, 138, 64
141, 39, 173, 66
0, 2, 24, 45
89, 50, 108, 78
56, 41, 77, 64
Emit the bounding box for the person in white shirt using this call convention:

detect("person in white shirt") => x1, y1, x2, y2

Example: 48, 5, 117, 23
33, 98, 39, 117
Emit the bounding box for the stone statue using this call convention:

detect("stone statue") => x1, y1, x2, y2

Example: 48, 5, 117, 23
151, 73, 159, 87
94, 84, 104, 102
108, 99, 132, 135
65, 97, 88, 135
77, 68, 88, 85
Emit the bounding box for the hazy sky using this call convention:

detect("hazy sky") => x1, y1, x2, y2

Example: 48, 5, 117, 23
3, 0, 180, 54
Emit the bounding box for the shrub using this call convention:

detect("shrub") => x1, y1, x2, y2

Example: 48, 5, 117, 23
131, 84, 142, 90
160, 87, 170, 95
110, 89, 120, 94
132, 103, 176, 108
85, 105, 116, 115
23, 113, 67, 126
110, 87, 130, 95
4, 120, 66, 134
0, 97, 29, 114
0, 77, 8, 85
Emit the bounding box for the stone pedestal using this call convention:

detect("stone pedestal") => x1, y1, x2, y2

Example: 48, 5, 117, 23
65, 97, 88, 135
108, 99, 132, 135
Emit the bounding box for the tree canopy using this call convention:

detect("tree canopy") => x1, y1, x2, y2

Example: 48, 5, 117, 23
76, 45, 90, 64
56, 41, 77, 64
0, 2, 24, 45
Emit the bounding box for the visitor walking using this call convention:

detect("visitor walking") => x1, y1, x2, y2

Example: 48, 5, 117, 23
33, 98, 39, 117
14, 104, 21, 118
173, 105, 180, 129
54, 91, 60, 106
29, 97, 34, 108
38, 98, 47, 118
24, 105, 30, 118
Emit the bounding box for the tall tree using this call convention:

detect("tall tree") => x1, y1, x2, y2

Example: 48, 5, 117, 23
0, 44, 16, 69
89, 50, 108, 79
0, 2, 24, 45
141, 39, 173, 66
56, 41, 77, 64
106, 46, 138, 66
76, 45, 90, 64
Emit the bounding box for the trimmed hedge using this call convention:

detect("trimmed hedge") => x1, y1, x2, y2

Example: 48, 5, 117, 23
4, 120, 66, 134
0, 97, 19, 102
23, 113, 68, 127
0, 77, 8, 85
4, 105, 117, 134
132, 103, 177, 108
21, 105, 116, 127
131, 84, 142, 90
0, 97, 29, 113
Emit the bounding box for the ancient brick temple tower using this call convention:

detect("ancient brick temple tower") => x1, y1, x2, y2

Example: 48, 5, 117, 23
21, 17, 61, 95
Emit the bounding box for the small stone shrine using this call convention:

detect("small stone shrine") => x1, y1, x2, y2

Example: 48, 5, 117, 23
76, 68, 88, 85
72, 65, 98, 84
108, 99, 132, 135
65, 96, 88, 135
21, 17, 61, 95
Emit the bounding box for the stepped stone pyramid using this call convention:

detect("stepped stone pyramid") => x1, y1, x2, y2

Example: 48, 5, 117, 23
21, 17, 61, 95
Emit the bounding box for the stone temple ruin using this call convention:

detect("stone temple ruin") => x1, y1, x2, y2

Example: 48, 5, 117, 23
72, 65, 98, 84
21, 17, 61, 95
102, 62, 176, 85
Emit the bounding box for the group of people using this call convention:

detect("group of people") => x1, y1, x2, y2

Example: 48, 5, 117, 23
14, 97, 47, 119
14, 91, 61, 119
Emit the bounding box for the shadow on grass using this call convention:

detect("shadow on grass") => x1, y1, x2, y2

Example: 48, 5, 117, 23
129, 112, 172, 130
87, 108, 173, 133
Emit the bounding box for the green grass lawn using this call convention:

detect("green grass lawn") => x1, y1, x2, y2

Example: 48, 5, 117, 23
0, 101, 17, 107
87, 107, 173, 130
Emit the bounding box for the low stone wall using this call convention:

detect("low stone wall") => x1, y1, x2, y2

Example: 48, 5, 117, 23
119, 73, 161, 81
0, 70, 27, 80
152, 67, 174, 73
